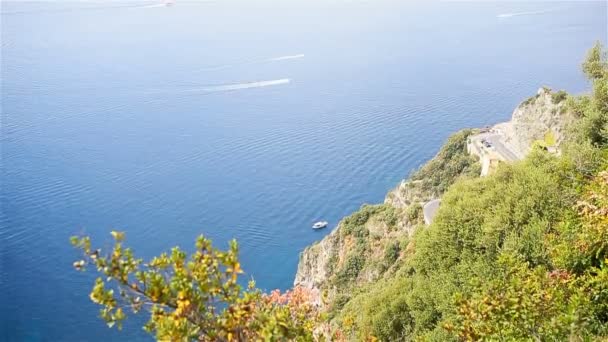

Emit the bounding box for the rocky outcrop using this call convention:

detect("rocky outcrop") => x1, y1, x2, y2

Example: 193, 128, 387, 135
384, 179, 430, 208
496, 87, 573, 157
293, 228, 339, 290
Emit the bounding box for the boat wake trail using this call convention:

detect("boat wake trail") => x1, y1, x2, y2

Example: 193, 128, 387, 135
186, 79, 291, 93
268, 54, 305, 61
497, 10, 549, 18
130, 4, 167, 9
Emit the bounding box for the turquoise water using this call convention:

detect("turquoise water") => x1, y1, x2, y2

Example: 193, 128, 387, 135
1, 1, 606, 340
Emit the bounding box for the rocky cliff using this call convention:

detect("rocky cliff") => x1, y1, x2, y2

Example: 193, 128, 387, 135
496, 87, 573, 157
293, 226, 339, 291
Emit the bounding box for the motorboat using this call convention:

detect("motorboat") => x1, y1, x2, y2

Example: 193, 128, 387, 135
312, 221, 328, 229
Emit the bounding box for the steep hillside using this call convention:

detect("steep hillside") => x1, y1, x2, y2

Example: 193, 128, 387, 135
295, 43, 608, 341
294, 91, 571, 311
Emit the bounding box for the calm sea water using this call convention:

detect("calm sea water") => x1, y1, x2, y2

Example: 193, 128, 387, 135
1, 0, 606, 340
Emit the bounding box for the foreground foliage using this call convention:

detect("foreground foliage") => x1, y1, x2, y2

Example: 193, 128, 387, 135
71, 234, 320, 341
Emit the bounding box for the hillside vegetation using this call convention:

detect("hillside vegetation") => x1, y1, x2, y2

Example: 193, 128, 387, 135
324, 43, 608, 341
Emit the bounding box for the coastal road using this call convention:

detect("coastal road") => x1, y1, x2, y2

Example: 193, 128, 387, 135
423, 199, 441, 225
485, 134, 519, 161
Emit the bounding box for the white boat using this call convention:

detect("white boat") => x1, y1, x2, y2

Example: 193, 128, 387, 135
312, 221, 328, 229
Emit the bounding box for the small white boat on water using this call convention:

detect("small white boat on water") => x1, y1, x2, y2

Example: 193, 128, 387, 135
312, 221, 328, 229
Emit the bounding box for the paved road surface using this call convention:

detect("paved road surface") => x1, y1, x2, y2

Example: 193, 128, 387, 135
423, 199, 441, 225
485, 134, 519, 161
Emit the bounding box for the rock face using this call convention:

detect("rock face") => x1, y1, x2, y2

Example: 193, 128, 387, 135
384, 179, 430, 208
293, 228, 338, 290
497, 87, 573, 157
293, 203, 417, 295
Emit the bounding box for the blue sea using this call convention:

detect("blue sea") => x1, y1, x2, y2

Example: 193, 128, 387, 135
1, 0, 606, 340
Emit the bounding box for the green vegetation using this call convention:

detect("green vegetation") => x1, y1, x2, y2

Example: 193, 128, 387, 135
383, 241, 400, 266
405, 202, 423, 223
569, 44, 608, 148
331, 42, 608, 341
534, 130, 558, 150
385, 128, 480, 207
336, 254, 365, 284
522, 93, 540, 106
337, 144, 608, 340
409, 129, 480, 196
340, 204, 381, 236
551, 89, 568, 103
379, 205, 398, 229
583, 42, 608, 80
71, 234, 320, 341
544, 130, 557, 146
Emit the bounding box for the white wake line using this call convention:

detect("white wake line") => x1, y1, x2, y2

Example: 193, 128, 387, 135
268, 54, 305, 61
130, 3, 167, 9
127, 0, 216, 9
185, 79, 291, 93
497, 10, 548, 18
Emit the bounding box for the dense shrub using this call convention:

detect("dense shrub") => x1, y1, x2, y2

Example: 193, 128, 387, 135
380, 205, 398, 228
341, 204, 380, 235
551, 89, 568, 103
336, 254, 365, 284
383, 241, 400, 266
568, 43, 608, 147
522, 94, 540, 106
410, 129, 480, 195
405, 202, 422, 223
326, 252, 338, 274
